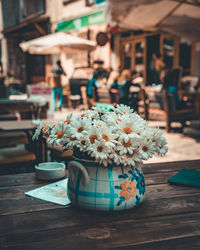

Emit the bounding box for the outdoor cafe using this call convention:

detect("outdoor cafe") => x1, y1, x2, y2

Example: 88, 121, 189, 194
0, 0, 200, 249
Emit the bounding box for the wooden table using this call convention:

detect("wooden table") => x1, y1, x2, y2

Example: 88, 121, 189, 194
0, 99, 49, 119
0, 120, 37, 131
0, 160, 200, 250
0, 120, 47, 163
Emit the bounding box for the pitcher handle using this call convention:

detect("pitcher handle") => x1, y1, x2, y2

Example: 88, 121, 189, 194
68, 161, 89, 186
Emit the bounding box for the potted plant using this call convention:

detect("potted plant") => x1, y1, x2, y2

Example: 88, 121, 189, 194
33, 104, 168, 211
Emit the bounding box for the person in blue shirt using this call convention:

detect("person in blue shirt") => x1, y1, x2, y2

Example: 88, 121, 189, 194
87, 69, 107, 106
49, 60, 67, 111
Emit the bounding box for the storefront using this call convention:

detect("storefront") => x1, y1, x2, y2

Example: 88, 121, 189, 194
3, 17, 49, 85
116, 30, 196, 84
57, 10, 111, 71
106, 0, 200, 84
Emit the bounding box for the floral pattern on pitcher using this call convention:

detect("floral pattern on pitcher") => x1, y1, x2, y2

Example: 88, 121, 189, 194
115, 167, 145, 207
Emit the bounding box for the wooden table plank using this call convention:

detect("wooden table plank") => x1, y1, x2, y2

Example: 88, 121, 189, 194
0, 193, 200, 236
1, 212, 200, 250
143, 160, 200, 174
0, 120, 37, 131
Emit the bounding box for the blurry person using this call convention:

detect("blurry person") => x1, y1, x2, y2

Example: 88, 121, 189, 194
108, 70, 120, 106
150, 52, 165, 85
48, 60, 66, 111
129, 70, 142, 111
86, 69, 105, 107
107, 70, 119, 88
117, 69, 132, 105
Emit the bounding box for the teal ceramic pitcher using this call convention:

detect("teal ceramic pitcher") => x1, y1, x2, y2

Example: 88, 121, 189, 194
68, 158, 145, 211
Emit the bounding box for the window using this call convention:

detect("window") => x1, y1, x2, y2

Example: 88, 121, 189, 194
179, 42, 191, 76
85, 0, 94, 6
63, 0, 77, 5
22, 0, 45, 19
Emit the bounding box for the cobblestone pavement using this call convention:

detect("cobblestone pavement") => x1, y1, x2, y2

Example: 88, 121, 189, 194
54, 108, 200, 164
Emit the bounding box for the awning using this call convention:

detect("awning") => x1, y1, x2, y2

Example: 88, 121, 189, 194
105, 0, 200, 41
19, 32, 96, 54
57, 11, 105, 32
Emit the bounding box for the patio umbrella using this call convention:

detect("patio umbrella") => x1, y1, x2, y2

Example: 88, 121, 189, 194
105, 0, 200, 41
19, 32, 96, 54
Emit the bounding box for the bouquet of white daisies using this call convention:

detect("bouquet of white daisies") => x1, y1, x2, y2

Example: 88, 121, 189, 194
33, 105, 168, 167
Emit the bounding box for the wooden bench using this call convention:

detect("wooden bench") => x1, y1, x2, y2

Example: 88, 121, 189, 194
0, 147, 36, 175
0, 131, 28, 148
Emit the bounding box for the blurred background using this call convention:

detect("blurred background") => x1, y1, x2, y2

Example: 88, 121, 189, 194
0, 0, 200, 174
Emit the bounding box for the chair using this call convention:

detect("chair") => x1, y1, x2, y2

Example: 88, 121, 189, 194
0, 147, 36, 175
95, 88, 111, 104
162, 88, 196, 132
137, 88, 149, 120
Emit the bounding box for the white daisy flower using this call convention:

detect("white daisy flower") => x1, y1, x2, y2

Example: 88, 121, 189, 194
98, 157, 112, 167
124, 149, 142, 166
109, 149, 124, 165
158, 143, 168, 156
116, 119, 140, 143
41, 124, 53, 136
138, 139, 156, 160
116, 138, 138, 155
32, 121, 43, 140
92, 106, 108, 115
114, 104, 133, 115
63, 113, 73, 125
91, 140, 110, 161
49, 122, 68, 146
87, 126, 99, 145
76, 135, 91, 152
102, 112, 123, 126
151, 129, 166, 148
93, 120, 106, 129
96, 127, 118, 148
69, 118, 90, 139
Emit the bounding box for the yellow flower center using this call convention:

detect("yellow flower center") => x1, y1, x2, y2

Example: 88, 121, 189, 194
97, 146, 103, 152
116, 118, 121, 122
142, 145, 149, 152
56, 131, 64, 139
123, 127, 133, 134
102, 134, 109, 142
77, 126, 84, 133
64, 119, 70, 124
89, 135, 97, 144
123, 140, 131, 147
81, 140, 86, 145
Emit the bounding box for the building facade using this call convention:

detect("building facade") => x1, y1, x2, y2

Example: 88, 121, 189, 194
0, 0, 199, 87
